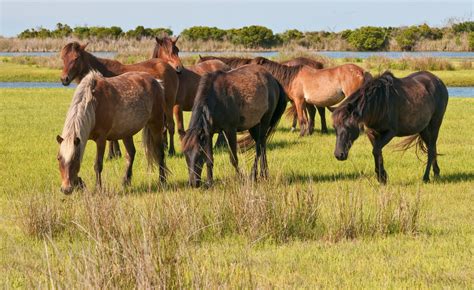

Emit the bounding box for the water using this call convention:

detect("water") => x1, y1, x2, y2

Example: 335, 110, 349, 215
2, 51, 474, 59
0, 82, 472, 97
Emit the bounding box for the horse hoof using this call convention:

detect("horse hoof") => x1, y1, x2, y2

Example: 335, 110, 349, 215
290, 127, 296, 133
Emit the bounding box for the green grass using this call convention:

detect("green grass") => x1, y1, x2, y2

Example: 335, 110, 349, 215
2, 56, 474, 86
0, 88, 473, 287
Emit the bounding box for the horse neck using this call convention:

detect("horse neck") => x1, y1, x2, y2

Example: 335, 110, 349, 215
62, 80, 97, 160
84, 52, 125, 77
262, 62, 299, 90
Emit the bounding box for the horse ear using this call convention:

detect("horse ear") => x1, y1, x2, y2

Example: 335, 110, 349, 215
198, 54, 203, 60
74, 137, 80, 146
155, 37, 162, 44
172, 35, 180, 43
79, 43, 88, 51
56, 135, 63, 144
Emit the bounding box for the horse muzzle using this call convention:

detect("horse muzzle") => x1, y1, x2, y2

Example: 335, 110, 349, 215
335, 151, 348, 161
61, 76, 72, 86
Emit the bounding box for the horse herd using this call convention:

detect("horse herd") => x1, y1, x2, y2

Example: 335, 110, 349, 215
56, 36, 448, 194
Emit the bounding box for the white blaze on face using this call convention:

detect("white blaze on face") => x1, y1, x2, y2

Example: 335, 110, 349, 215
59, 137, 76, 163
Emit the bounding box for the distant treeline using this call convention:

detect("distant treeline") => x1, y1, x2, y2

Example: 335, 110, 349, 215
17, 22, 474, 51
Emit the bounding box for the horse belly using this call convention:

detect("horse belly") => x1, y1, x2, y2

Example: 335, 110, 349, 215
107, 99, 153, 139
304, 87, 345, 107
237, 96, 269, 131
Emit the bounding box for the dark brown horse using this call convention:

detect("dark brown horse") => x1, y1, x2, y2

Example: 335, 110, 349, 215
250, 57, 371, 136
60, 42, 179, 156
332, 71, 448, 183
199, 55, 329, 133
152, 37, 230, 140
182, 65, 287, 187
198, 55, 252, 69
56, 71, 166, 194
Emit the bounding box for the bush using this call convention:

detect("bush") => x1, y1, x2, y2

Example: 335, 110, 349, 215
469, 32, 474, 51
348, 26, 387, 51
395, 27, 420, 51
452, 21, 474, 33
181, 26, 227, 41
231, 25, 277, 48
279, 29, 304, 43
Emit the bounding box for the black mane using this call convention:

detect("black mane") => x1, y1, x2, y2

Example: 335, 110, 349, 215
251, 57, 304, 89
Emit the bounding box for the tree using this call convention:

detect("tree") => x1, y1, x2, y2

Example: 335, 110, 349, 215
348, 26, 387, 51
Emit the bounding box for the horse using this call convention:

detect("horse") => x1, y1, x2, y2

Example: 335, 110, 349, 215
198, 55, 252, 69
250, 57, 371, 136
332, 71, 448, 183
280, 57, 328, 134
56, 71, 166, 194
198, 55, 329, 134
60, 41, 180, 156
152, 37, 231, 142
182, 65, 287, 187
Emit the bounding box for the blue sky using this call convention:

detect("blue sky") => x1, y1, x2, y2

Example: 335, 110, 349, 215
0, 1, 472, 37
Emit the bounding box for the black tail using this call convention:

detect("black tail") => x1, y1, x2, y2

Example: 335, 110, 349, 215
395, 134, 432, 161
238, 82, 288, 150
284, 102, 297, 120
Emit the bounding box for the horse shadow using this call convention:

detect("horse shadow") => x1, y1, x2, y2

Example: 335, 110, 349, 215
285, 171, 363, 184
435, 172, 474, 184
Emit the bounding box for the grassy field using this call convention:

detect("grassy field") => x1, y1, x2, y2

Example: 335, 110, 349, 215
0, 88, 473, 287
2, 55, 474, 86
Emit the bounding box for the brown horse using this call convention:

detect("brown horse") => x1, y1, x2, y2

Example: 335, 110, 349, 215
250, 57, 371, 136
332, 71, 448, 183
152, 37, 230, 139
56, 71, 166, 194
280, 57, 327, 133
198, 55, 252, 68
60, 42, 180, 156
182, 65, 287, 187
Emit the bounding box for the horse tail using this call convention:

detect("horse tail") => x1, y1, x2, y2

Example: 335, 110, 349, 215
238, 81, 287, 151
285, 102, 297, 120
396, 134, 430, 161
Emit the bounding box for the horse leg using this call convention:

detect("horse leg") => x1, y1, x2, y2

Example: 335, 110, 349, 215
316, 106, 328, 134
294, 98, 308, 137
107, 140, 121, 160
155, 128, 167, 184
291, 101, 298, 132
249, 126, 262, 182
94, 138, 107, 190
214, 132, 227, 149
121, 136, 136, 186
174, 105, 186, 140
369, 131, 395, 184
167, 119, 176, 156
259, 134, 269, 179
205, 135, 214, 186
225, 128, 240, 175
420, 130, 438, 183
307, 105, 316, 135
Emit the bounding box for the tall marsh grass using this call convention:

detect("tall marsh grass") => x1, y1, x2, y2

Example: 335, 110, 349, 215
18, 180, 421, 287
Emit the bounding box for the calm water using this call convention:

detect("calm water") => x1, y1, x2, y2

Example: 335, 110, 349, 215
2, 51, 474, 59
0, 82, 472, 97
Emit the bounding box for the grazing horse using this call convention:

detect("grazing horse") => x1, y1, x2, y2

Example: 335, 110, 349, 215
60, 42, 180, 156
56, 71, 166, 194
182, 65, 287, 187
250, 57, 371, 136
332, 71, 448, 183
152, 37, 230, 140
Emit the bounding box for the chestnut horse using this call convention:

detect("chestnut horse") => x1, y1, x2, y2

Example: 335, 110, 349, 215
152, 37, 230, 139
60, 42, 180, 156
182, 65, 287, 187
250, 57, 371, 136
56, 71, 166, 194
332, 71, 448, 183
198, 55, 329, 133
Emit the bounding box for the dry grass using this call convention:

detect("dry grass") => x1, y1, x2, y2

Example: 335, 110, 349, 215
364, 56, 456, 73
17, 180, 421, 287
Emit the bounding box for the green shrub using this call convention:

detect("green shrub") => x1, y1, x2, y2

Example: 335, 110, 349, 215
279, 29, 304, 43
348, 26, 387, 51
181, 26, 227, 41
231, 25, 277, 48
395, 27, 420, 51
